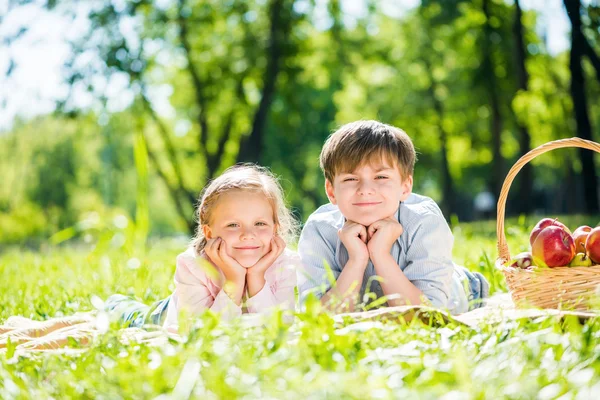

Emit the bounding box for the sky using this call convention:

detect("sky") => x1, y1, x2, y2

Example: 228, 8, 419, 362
0, 0, 574, 132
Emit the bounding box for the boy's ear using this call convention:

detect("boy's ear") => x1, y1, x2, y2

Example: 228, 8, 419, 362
399, 175, 413, 201
325, 179, 337, 205
202, 225, 212, 240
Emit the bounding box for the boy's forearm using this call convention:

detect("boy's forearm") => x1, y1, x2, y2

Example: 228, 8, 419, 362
321, 259, 366, 313
371, 254, 426, 307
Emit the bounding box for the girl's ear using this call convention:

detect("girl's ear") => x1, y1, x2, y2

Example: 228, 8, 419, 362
202, 225, 212, 240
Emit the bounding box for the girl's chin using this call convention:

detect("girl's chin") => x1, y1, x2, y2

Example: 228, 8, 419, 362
235, 257, 262, 268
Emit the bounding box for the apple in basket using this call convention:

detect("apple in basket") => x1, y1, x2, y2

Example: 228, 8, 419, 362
585, 227, 600, 264
529, 218, 571, 246
572, 225, 592, 254
531, 225, 576, 268
569, 252, 593, 267
509, 252, 533, 269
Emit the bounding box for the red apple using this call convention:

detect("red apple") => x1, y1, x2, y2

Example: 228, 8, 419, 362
531, 226, 576, 268
585, 227, 600, 264
572, 225, 592, 254
510, 252, 533, 269
530, 218, 571, 246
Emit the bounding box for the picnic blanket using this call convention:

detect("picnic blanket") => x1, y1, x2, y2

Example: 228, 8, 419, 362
334, 293, 599, 329
2, 293, 598, 355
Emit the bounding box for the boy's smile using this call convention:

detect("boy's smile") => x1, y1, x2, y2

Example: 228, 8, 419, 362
353, 201, 383, 207
325, 159, 413, 227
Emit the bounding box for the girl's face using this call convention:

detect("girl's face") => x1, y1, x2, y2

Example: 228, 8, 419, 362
203, 190, 277, 268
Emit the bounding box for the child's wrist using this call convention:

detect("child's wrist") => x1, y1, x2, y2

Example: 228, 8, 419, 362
246, 269, 266, 279
370, 252, 395, 267
224, 272, 246, 285
346, 256, 369, 270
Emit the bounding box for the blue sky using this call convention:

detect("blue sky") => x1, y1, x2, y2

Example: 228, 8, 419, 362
0, 0, 573, 132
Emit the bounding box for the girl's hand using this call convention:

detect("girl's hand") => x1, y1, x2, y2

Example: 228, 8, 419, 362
246, 235, 286, 278
205, 237, 247, 285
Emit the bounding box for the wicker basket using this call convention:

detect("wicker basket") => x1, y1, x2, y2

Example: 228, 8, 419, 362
496, 137, 600, 310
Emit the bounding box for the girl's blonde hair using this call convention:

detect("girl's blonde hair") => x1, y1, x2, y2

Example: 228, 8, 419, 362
191, 164, 298, 255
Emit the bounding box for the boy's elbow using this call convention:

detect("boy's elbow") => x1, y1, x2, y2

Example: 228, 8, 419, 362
418, 284, 450, 310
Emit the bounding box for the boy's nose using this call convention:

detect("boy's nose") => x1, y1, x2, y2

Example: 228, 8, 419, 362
357, 182, 375, 195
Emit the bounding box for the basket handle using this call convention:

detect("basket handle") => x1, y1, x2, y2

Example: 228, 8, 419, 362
496, 137, 600, 264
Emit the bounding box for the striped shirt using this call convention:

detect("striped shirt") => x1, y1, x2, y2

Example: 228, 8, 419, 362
297, 193, 469, 313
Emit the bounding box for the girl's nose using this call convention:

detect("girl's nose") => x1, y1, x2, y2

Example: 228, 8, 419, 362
240, 228, 256, 240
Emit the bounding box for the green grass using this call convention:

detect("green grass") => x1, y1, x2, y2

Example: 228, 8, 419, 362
2, 216, 600, 398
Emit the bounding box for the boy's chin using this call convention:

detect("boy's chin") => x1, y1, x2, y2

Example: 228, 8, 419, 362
348, 213, 393, 227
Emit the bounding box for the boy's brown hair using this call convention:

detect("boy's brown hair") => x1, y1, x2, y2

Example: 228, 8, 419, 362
320, 120, 417, 182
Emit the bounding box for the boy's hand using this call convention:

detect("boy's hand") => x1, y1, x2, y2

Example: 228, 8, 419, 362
247, 235, 286, 278
366, 217, 404, 262
205, 237, 247, 284
338, 220, 369, 268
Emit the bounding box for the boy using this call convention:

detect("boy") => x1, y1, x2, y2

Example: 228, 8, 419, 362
297, 120, 489, 313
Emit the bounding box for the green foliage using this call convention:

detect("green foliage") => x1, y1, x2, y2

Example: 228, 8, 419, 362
3, 0, 600, 239
3, 218, 600, 397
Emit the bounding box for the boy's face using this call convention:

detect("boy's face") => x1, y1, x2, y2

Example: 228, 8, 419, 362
325, 159, 412, 227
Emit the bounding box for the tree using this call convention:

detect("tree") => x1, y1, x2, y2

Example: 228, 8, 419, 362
59, 0, 303, 231
564, 0, 599, 214
481, 0, 505, 199
512, 0, 533, 214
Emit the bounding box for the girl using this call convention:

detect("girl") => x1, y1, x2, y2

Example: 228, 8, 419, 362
106, 164, 300, 332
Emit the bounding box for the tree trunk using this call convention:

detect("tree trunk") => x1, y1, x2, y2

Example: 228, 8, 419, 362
237, 0, 289, 163
423, 58, 455, 218
564, 0, 599, 213
513, 0, 533, 215
482, 0, 504, 201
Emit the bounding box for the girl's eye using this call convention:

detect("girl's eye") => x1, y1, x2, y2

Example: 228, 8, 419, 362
256, 222, 268, 226
226, 223, 239, 228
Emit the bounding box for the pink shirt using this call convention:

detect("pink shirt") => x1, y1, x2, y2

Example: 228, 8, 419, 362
164, 247, 299, 331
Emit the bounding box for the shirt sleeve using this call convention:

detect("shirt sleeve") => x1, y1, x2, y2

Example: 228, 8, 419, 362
402, 213, 454, 309
245, 251, 299, 314
173, 251, 242, 320
297, 220, 340, 307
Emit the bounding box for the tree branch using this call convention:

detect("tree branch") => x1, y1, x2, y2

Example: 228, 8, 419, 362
177, 0, 209, 152
139, 88, 195, 207
236, 0, 288, 163
145, 141, 195, 233
582, 33, 600, 81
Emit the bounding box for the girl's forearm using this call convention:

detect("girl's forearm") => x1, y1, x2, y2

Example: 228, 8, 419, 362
221, 277, 246, 306
246, 272, 267, 298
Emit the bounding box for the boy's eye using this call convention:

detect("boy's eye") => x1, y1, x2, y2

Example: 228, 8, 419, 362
226, 223, 239, 228
343, 177, 357, 182
375, 175, 389, 179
